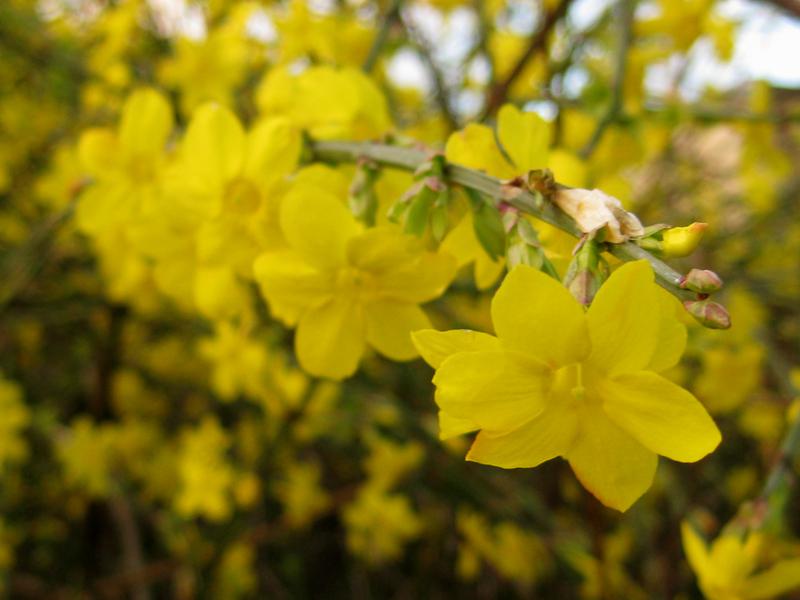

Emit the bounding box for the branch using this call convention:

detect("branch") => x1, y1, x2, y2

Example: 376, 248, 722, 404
362, 0, 403, 73
310, 139, 697, 303
758, 0, 800, 19
0, 204, 74, 314
755, 338, 800, 510
482, 0, 574, 119
399, 9, 459, 131
580, 0, 636, 159
107, 497, 151, 600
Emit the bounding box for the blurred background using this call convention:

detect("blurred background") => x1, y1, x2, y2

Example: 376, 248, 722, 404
1, 0, 799, 598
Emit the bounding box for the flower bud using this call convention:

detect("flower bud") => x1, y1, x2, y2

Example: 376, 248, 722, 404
680, 269, 724, 294
661, 222, 708, 257
472, 201, 506, 260
567, 269, 602, 306
564, 238, 606, 306
683, 298, 731, 329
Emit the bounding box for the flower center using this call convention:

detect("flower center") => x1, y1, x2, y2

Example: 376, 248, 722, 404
553, 363, 592, 406
223, 178, 261, 214
126, 154, 155, 182
335, 267, 377, 302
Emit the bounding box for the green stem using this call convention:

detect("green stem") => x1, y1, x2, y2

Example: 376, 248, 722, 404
757, 340, 800, 505
310, 139, 696, 302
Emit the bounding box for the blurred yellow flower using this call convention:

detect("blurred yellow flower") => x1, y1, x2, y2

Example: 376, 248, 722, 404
254, 177, 455, 379
682, 523, 800, 600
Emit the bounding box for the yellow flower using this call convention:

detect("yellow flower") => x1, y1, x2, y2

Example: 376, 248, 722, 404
274, 460, 331, 529
158, 11, 253, 116
211, 542, 257, 599
256, 65, 390, 141
174, 417, 235, 522
456, 509, 551, 586
198, 323, 270, 402
682, 523, 800, 600
165, 102, 301, 276
694, 345, 763, 414
57, 418, 117, 498
342, 486, 422, 565
75, 88, 173, 235
362, 433, 424, 491
253, 178, 456, 379
413, 260, 721, 511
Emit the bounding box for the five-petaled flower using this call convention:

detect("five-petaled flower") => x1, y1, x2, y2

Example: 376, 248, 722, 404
413, 260, 721, 511
254, 175, 456, 380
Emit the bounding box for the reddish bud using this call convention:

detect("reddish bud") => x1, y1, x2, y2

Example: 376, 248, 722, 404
680, 269, 724, 294
683, 298, 731, 329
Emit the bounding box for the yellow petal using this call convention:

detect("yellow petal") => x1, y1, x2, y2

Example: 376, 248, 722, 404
439, 411, 479, 440
491, 264, 590, 367
196, 217, 258, 275
440, 213, 479, 268
182, 103, 246, 192
346, 226, 416, 272
474, 252, 505, 290
253, 251, 334, 325
646, 288, 688, 372
467, 402, 578, 468
433, 350, 551, 431
353, 230, 455, 303
566, 405, 657, 511
281, 185, 361, 271
411, 329, 501, 369
78, 128, 120, 178
293, 164, 351, 199
365, 300, 430, 361
194, 265, 246, 320
586, 260, 659, 375
445, 123, 515, 178
295, 298, 365, 380
497, 104, 550, 172
681, 521, 711, 581
741, 559, 800, 599
75, 183, 134, 234
548, 149, 587, 188
119, 88, 173, 160
600, 371, 721, 462
243, 117, 301, 190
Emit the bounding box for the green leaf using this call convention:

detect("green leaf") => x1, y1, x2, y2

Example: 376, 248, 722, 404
472, 202, 506, 261
404, 187, 435, 237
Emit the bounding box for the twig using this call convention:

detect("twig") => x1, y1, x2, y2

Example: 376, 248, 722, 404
310, 139, 697, 303
107, 497, 151, 600
758, 0, 800, 19
0, 204, 74, 313
579, 0, 636, 159
754, 338, 800, 510
93, 559, 179, 598
362, 0, 403, 73
482, 0, 574, 119
399, 9, 459, 131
